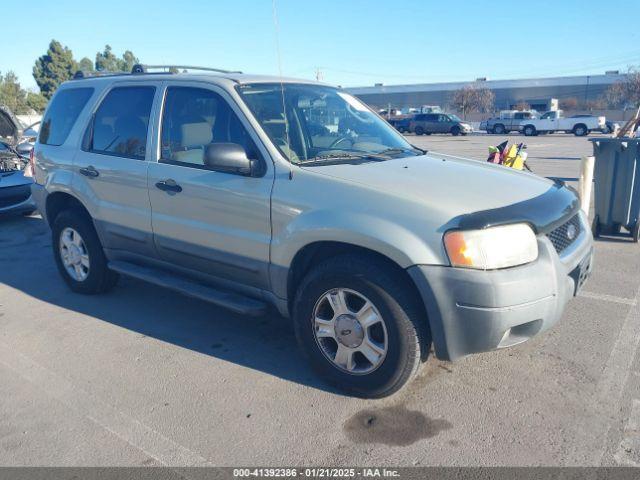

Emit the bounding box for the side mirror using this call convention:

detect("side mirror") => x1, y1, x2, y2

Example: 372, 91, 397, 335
204, 143, 253, 176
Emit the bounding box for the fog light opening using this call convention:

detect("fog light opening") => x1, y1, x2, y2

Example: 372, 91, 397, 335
498, 319, 543, 348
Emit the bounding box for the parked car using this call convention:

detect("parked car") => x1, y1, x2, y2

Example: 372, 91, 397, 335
387, 116, 412, 133
480, 110, 537, 134
31, 65, 593, 397
521, 110, 605, 136
570, 115, 619, 134
0, 105, 36, 216
409, 113, 472, 136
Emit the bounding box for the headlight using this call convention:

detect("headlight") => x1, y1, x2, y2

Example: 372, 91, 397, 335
444, 223, 538, 270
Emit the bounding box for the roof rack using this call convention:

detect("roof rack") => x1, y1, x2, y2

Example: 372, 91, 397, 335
72, 64, 242, 80
131, 64, 242, 74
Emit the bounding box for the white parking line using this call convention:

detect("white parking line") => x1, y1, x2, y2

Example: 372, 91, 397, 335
595, 282, 640, 464
614, 399, 640, 466
579, 290, 637, 306
0, 342, 212, 466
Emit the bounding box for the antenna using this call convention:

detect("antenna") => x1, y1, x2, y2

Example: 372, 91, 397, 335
271, 0, 294, 179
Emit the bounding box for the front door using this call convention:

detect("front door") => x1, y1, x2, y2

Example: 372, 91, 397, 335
73, 83, 160, 258
438, 114, 452, 133
147, 84, 273, 289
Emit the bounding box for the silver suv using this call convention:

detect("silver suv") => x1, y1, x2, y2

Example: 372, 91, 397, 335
31, 65, 594, 397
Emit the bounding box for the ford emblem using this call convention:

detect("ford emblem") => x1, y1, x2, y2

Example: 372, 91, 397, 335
566, 224, 577, 241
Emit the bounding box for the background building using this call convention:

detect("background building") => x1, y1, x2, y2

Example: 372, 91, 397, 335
346, 71, 627, 116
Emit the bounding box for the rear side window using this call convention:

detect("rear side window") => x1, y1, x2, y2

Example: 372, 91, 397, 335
87, 86, 155, 160
39, 88, 93, 146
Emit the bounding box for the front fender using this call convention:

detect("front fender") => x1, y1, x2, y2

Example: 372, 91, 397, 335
269, 209, 444, 299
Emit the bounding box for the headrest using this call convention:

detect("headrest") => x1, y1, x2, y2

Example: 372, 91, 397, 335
181, 122, 212, 147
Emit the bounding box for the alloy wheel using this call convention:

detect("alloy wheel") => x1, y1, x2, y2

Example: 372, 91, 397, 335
59, 227, 90, 281
312, 288, 388, 375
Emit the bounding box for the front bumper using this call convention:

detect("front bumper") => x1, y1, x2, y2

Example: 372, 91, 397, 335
408, 214, 594, 361
0, 180, 36, 215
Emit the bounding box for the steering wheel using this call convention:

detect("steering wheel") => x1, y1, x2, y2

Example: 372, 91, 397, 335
328, 136, 354, 149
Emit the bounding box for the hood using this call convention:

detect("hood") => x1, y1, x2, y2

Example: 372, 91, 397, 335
0, 105, 22, 145
302, 153, 578, 232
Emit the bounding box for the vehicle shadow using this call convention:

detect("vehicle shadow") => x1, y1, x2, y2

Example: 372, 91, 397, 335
0, 214, 339, 395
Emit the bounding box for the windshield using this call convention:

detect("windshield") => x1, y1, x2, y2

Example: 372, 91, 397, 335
236, 83, 420, 164
448, 114, 462, 122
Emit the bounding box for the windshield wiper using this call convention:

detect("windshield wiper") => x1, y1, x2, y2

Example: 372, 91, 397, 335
297, 152, 390, 165
376, 146, 425, 157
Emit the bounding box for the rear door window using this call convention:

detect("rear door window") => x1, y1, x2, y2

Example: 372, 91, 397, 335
39, 88, 94, 146
87, 86, 155, 160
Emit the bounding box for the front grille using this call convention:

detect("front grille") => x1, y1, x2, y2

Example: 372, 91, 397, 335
546, 214, 582, 255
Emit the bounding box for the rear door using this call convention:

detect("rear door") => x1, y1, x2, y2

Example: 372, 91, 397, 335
147, 82, 273, 289
74, 83, 160, 258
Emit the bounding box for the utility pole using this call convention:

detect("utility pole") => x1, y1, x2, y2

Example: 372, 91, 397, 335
315, 67, 323, 82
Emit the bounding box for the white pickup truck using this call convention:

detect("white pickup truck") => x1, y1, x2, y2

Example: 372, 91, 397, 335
520, 110, 605, 137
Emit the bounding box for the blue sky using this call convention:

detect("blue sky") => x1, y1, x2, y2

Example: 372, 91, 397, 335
3, 0, 639, 91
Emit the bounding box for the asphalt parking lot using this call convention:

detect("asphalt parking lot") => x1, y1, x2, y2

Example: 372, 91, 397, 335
2, 132, 640, 467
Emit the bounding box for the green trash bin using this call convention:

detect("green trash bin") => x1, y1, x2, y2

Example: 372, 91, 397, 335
590, 138, 640, 242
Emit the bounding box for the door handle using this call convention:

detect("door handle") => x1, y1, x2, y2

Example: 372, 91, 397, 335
155, 179, 182, 193
79, 166, 99, 178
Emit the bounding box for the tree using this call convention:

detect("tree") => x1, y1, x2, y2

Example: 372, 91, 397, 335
95, 45, 139, 72
559, 97, 579, 111
450, 83, 495, 118
513, 101, 531, 111
26, 92, 48, 113
78, 57, 95, 73
0, 71, 28, 114
32, 40, 77, 99
603, 67, 640, 109
0, 72, 47, 114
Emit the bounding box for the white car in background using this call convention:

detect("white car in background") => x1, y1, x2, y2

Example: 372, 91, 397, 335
520, 110, 606, 137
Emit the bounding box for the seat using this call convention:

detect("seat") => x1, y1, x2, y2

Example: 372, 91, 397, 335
172, 116, 213, 165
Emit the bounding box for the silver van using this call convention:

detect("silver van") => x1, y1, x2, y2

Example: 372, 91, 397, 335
31, 65, 593, 397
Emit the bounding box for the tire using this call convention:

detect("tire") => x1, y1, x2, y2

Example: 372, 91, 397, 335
633, 222, 640, 243
451, 126, 461, 136
414, 126, 424, 136
592, 215, 600, 238
523, 125, 536, 137
52, 209, 119, 294
493, 124, 506, 135
573, 124, 588, 136
293, 254, 429, 398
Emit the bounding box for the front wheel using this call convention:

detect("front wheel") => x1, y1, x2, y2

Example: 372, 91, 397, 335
293, 255, 428, 398
523, 125, 537, 136
52, 209, 119, 294
414, 126, 424, 135
451, 126, 461, 136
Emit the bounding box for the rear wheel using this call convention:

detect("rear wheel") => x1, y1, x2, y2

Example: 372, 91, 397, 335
573, 124, 588, 136
293, 255, 428, 398
414, 126, 424, 136
52, 209, 119, 294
